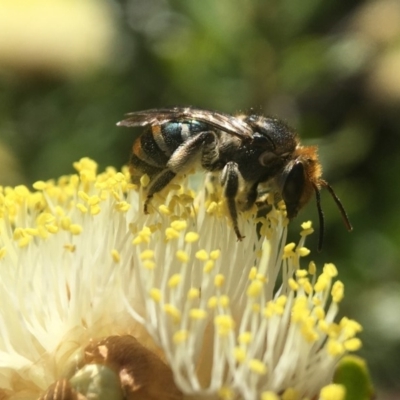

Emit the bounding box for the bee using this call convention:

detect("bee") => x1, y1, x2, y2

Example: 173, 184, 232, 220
117, 107, 352, 250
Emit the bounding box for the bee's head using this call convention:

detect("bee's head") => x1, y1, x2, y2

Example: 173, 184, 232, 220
276, 146, 352, 251
276, 146, 320, 219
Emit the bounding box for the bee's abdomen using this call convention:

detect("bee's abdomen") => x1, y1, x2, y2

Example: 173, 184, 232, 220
130, 120, 211, 177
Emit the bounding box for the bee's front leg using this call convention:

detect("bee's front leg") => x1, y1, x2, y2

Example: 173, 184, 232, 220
220, 161, 245, 241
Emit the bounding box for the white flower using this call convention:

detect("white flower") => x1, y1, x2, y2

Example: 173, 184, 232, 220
0, 158, 361, 400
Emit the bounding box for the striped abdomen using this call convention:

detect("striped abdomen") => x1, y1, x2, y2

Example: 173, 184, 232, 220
130, 120, 211, 183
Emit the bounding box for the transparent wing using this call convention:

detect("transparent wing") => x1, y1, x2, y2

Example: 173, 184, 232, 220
117, 107, 254, 139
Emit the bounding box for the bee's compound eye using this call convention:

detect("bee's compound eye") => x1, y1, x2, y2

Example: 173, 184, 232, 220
259, 151, 277, 166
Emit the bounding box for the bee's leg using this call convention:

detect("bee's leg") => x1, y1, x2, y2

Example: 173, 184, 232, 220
167, 131, 218, 171
144, 170, 176, 213
236, 181, 259, 212
201, 132, 222, 170
220, 161, 245, 241
144, 132, 218, 213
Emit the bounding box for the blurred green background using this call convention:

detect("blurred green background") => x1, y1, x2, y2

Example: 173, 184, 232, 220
1, 0, 399, 397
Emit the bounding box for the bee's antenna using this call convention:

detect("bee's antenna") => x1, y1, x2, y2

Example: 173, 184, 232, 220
320, 180, 353, 232
313, 183, 324, 252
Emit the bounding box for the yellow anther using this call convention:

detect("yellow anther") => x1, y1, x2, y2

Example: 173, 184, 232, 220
296, 269, 308, 278
233, 347, 246, 363
36, 213, 55, 225
88, 196, 100, 206
251, 303, 261, 314
173, 330, 188, 344
187, 288, 200, 300
300, 221, 314, 237
14, 185, 30, 197
301, 323, 319, 343
33, 181, 48, 190
319, 384, 346, 400
70, 224, 83, 235
246, 280, 263, 298
263, 302, 274, 318
195, 249, 209, 261
18, 236, 32, 248
189, 308, 208, 320
132, 236, 143, 245
206, 201, 218, 213
219, 295, 230, 308
140, 249, 154, 260
207, 296, 218, 309
248, 267, 257, 280
171, 220, 187, 231
176, 250, 189, 263
214, 315, 235, 336
210, 249, 221, 260
288, 278, 299, 291
344, 338, 362, 351
313, 306, 325, 320
323, 263, 338, 277
76, 203, 88, 213
165, 227, 180, 240
331, 281, 344, 303
297, 247, 310, 257
111, 249, 120, 263
115, 201, 130, 212
150, 288, 161, 303
300, 227, 314, 236
214, 274, 225, 287
340, 318, 363, 336
283, 242, 296, 258
61, 217, 71, 230
218, 387, 234, 400
327, 339, 344, 356
78, 191, 89, 202
168, 274, 182, 288
46, 225, 59, 234
248, 359, 267, 375
256, 274, 268, 283
302, 279, 313, 295
114, 172, 125, 182
185, 232, 199, 243
281, 388, 299, 400
238, 332, 252, 344
318, 320, 329, 334
158, 204, 171, 215
261, 392, 279, 400
301, 221, 312, 230
314, 274, 329, 292
90, 205, 101, 215
73, 157, 98, 173
140, 174, 150, 187
143, 260, 156, 269
276, 295, 287, 307
25, 228, 38, 236
203, 260, 215, 273
308, 261, 316, 275
163, 304, 181, 324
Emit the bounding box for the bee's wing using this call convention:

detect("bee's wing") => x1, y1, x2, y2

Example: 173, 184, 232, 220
117, 107, 253, 139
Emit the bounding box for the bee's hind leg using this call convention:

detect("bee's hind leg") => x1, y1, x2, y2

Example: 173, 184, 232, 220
220, 161, 245, 241
144, 170, 176, 213
167, 131, 219, 171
